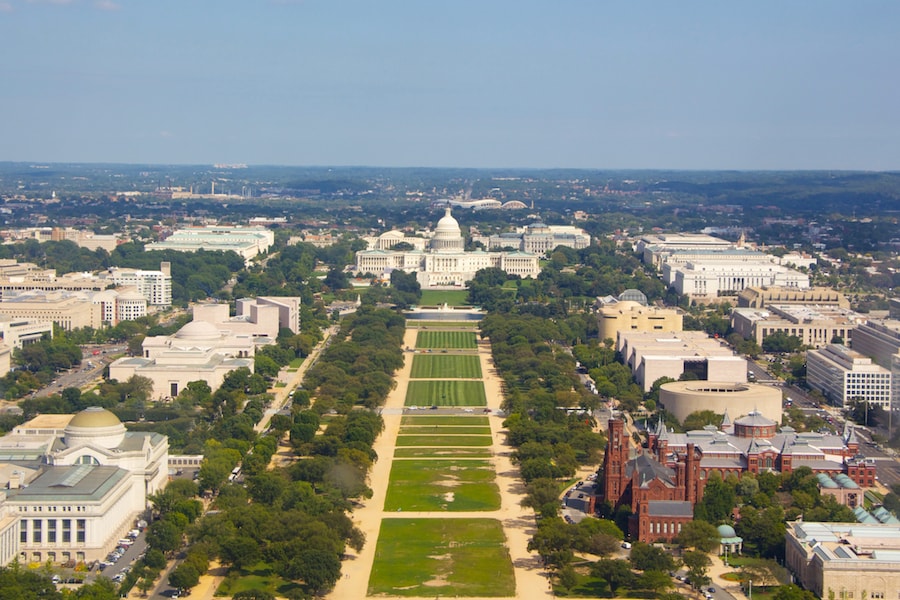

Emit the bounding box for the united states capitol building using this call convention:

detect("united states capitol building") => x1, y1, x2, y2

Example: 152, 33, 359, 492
355, 208, 541, 288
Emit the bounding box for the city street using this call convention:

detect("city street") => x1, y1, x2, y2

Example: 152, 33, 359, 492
33, 344, 124, 398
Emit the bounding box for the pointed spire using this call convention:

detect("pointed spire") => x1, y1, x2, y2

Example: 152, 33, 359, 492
843, 421, 859, 445
721, 408, 732, 428
747, 429, 761, 455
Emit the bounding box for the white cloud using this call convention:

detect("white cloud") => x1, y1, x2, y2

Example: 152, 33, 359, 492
0, 2, 14, 11
93, 0, 119, 10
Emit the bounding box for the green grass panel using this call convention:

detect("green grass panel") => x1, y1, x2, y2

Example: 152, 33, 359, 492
384, 460, 500, 511
405, 380, 486, 406
401, 416, 490, 426
368, 518, 515, 597
395, 435, 493, 447
400, 426, 492, 435
393, 448, 494, 458
415, 330, 478, 349
409, 354, 482, 379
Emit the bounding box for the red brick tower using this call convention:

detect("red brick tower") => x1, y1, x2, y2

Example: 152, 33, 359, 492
603, 419, 628, 506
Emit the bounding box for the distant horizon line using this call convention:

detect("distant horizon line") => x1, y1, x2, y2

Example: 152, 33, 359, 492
0, 160, 897, 174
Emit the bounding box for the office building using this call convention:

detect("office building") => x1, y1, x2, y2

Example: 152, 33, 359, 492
851, 320, 900, 411
617, 331, 747, 392
786, 522, 900, 599
737, 286, 849, 309
807, 344, 892, 410
664, 261, 810, 302
0, 292, 103, 331
0, 261, 172, 308
0, 316, 53, 348
731, 304, 864, 348
476, 221, 591, 254
146, 226, 275, 265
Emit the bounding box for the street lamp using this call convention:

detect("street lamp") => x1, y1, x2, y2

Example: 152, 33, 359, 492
748, 579, 752, 599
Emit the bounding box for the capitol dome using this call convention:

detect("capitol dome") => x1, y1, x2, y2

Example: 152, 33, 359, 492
430, 208, 464, 252
65, 407, 126, 448
174, 320, 222, 341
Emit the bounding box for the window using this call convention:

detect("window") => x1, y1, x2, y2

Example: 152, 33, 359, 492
32, 519, 41, 544
62, 520, 71, 543
20, 520, 27, 544
76, 520, 85, 543
75, 455, 99, 465
47, 520, 56, 543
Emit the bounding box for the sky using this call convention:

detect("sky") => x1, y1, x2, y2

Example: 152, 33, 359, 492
1, 1, 898, 170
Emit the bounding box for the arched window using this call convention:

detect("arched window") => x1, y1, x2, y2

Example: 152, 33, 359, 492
75, 455, 99, 465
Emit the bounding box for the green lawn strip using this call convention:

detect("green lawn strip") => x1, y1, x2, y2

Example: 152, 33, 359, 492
405, 380, 486, 406
401, 415, 489, 426
400, 426, 492, 435
415, 330, 478, 349
406, 321, 480, 328
368, 518, 515, 597
394, 448, 493, 458
395, 435, 493, 447
419, 289, 471, 306
215, 561, 304, 598
385, 459, 500, 511
410, 354, 482, 379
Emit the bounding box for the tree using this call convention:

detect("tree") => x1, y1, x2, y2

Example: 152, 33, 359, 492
638, 570, 673, 593
284, 547, 341, 592
682, 550, 711, 589
683, 410, 724, 431
772, 584, 817, 600
169, 563, 199, 591
590, 559, 635, 594
522, 478, 563, 518
735, 505, 786, 560
143, 548, 167, 571
762, 331, 803, 354
528, 518, 575, 569
219, 535, 261, 570
136, 577, 156, 598
675, 520, 720, 553
557, 564, 577, 592
0, 565, 63, 599
629, 541, 675, 572
146, 519, 182, 555
233, 592, 277, 600
694, 472, 735, 524
71, 577, 120, 600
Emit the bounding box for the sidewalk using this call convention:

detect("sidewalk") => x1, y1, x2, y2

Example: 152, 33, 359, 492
705, 554, 744, 600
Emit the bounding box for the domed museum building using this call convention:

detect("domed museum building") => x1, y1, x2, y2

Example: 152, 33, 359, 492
0, 407, 167, 565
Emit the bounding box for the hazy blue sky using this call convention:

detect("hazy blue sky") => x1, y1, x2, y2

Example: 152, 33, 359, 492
1, 1, 898, 170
